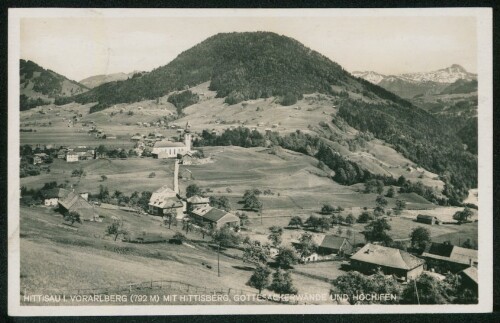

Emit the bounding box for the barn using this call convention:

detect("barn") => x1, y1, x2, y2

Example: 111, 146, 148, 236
190, 205, 240, 229
416, 214, 440, 225
421, 242, 478, 273
350, 243, 425, 280
317, 235, 354, 256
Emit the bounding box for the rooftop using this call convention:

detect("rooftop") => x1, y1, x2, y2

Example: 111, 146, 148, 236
351, 243, 425, 270
422, 243, 478, 265
153, 140, 186, 148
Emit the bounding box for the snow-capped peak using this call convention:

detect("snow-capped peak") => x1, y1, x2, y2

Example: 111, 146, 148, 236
351, 71, 386, 84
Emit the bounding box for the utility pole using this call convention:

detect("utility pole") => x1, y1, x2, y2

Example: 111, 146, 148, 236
414, 279, 420, 305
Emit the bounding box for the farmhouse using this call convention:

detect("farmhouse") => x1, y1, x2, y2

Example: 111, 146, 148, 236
416, 214, 440, 225
66, 152, 79, 162
148, 185, 184, 219
317, 235, 353, 256
130, 135, 142, 142
40, 188, 70, 206
186, 195, 210, 209
58, 191, 100, 222
350, 243, 425, 280
421, 242, 478, 273
190, 205, 240, 229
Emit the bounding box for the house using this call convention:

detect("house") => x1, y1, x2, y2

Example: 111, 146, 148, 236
186, 195, 210, 209
131, 135, 142, 142
421, 242, 478, 273
152, 132, 191, 159
317, 235, 353, 256
31, 155, 43, 165
350, 243, 425, 280
57, 149, 67, 159
40, 188, 70, 206
416, 214, 440, 225
459, 266, 478, 295
72, 147, 95, 160
302, 253, 319, 263
190, 205, 240, 229
66, 152, 79, 162
58, 191, 101, 222
148, 185, 184, 219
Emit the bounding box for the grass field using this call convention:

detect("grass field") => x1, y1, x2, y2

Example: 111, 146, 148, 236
20, 206, 332, 305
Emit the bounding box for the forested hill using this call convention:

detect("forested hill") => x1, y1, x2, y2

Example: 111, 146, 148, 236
67, 32, 411, 112
20, 59, 89, 111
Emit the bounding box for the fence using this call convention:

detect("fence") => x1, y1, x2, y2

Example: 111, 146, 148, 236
23, 279, 299, 304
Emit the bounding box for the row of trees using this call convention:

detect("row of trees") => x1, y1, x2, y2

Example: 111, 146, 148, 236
330, 270, 477, 305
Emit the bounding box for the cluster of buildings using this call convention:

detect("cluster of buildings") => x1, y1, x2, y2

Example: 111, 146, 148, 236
147, 185, 240, 229
57, 146, 96, 162
40, 187, 100, 222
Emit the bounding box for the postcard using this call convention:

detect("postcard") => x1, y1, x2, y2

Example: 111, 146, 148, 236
7, 8, 493, 315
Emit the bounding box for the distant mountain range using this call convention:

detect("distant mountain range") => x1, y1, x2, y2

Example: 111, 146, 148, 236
79, 71, 143, 89
352, 65, 477, 99
20, 59, 89, 110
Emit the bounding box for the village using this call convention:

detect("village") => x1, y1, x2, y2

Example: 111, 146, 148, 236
19, 117, 479, 305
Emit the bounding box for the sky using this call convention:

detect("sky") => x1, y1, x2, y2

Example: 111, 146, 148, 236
20, 13, 477, 82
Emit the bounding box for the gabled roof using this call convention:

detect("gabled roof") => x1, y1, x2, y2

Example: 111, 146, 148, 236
351, 243, 425, 270
41, 188, 70, 199
460, 266, 478, 284
148, 185, 181, 208
192, 206, 239, 224
320, 235, 350, 250
417, 214, 436, 220
58, 191, 94, 212
187, 195, 210, 204
422, 243, 478, 265
153, 140, 186, 148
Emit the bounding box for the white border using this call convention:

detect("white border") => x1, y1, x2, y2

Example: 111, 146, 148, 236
8, 8, 493, 316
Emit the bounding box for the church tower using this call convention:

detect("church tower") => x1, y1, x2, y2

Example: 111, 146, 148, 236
184, 121, 192, 152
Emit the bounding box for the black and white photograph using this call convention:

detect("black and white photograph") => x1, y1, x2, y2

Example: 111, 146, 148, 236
7, 8, 493, 315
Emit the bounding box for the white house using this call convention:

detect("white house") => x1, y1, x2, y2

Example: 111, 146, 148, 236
148, 185, 184, 219
152, 124, 192, 159
66, 152, 79, 162
41, 188, 70, 206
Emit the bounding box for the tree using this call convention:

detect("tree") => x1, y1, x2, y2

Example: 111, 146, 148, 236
401, 273, 452, 304
212, 227, 241, 276
330, 271, 401, 305
275, 247, 298, 269
357, 211, 373, 223
243, 241, 270, 265
148, 172, 156, 178
268, 226, 283, 247
269, 269, 298, 299
305, 215, 320, 231
453, 207, 473, 224
186, 184, 202, 198
345, 214, 355, 226
106, 220, 129, 241
96, 144, 108, 158
247, 265, 271, 294
243, 193, 263, 211
363, 218, 392, 245
237, 212, 249, 226
63, 211, 81, 226
209, 196, 231, 211
294, 232, 317, 258
410, 227, 431, 251
101, 175, 108, 181
394, 199, 407, 215
288, 216, 303, 228
386, 186, 395, 198
98, 185, 110, 202
321, 204, 336, 215
375, 195, 388, 208
319, 217, 331, 232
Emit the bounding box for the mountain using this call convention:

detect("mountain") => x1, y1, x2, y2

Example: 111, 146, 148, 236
68, 31, 410, 112
56, 31, 476, 203
20, 59, 89, 110
352, 65, 477, 99
79, 71, 142, 89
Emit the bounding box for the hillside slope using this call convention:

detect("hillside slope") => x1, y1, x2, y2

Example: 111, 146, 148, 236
79, 71, 141, 89
20, 59, 89, 110
69, 32, 410, 112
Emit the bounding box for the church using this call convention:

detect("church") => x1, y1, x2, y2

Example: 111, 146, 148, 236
152, 122, 192, 159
